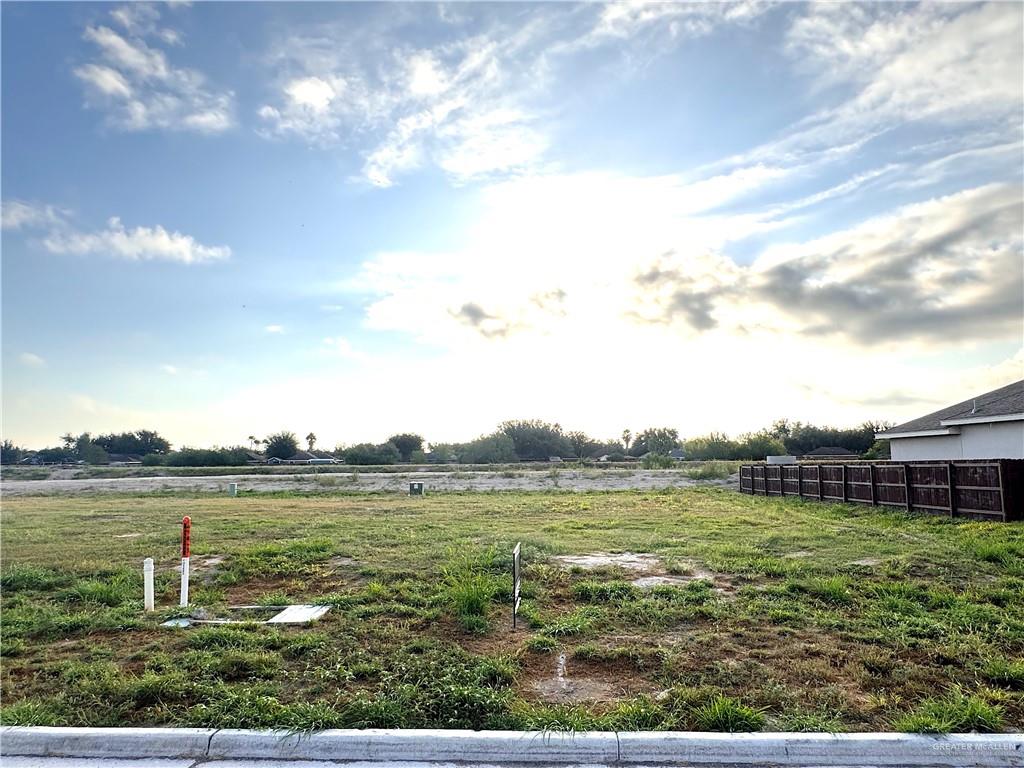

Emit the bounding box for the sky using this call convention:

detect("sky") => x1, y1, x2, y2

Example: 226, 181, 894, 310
2, 1, 1023, 451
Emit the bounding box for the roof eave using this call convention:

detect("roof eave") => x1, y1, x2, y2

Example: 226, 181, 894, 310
876, 427, 961, 440
939, 412, 1024, 427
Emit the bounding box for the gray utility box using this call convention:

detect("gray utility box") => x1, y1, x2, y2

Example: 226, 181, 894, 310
409, 482, 425, 496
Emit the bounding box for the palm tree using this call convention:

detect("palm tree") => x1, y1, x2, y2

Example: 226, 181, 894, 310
247, 435, 257, 451
306, 432, 317, 451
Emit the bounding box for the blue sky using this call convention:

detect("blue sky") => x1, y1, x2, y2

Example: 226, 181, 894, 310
2, 1, 1022, 450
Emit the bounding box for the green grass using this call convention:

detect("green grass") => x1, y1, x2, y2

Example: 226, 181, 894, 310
893, 690, 1004, 733
691, 695, 767, 732
1, 488, 1022, 731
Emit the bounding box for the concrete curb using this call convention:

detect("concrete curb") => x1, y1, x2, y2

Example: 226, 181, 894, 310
0, 727, 215, 759
1, 727, 1022, 765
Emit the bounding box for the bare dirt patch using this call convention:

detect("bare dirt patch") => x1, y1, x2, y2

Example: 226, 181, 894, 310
849, 557, 882, 567
553, 552, 662, 571
1, 470, 710, 496
528, 651, 617, 703
553, 552, 734, 595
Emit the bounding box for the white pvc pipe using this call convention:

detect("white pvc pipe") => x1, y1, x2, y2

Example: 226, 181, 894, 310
179, 557, 190, 606
143, 558, 154, 612
228, 482, 238, 497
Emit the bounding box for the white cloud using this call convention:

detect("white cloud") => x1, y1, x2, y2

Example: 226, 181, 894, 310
258, 4, 764, 187
321, 336, 367, 362
265, 325, 284, 334
161, 364, 179, 375
74, 5, 233, 133
19, 352, 46, 368
42, 216, 230, 264
2, 201, 66, 230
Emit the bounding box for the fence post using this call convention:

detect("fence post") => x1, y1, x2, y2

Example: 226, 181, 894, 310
778, 465, 784, 497
997, 461, 1005, 523
904, 464, 913, 513
817, 465, 824, 501
947, 462, 957, 518
798, 464, 804, 498
869, 463, 877, 506
841, 464, 848, 503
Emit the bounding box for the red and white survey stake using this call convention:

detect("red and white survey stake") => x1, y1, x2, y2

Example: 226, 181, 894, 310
179, 516, 191, 607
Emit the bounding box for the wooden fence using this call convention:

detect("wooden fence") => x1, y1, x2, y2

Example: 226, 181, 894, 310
739, 460, 1023, 522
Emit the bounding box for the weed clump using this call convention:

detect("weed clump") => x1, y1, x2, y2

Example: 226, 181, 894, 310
893, 690, 1003, 733
691, 695, 767, 732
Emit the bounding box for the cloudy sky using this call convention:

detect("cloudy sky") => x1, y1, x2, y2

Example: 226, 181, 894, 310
2, 1, 1022, 450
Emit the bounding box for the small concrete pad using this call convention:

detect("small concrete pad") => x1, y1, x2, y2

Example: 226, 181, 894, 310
266, 604, 330, 624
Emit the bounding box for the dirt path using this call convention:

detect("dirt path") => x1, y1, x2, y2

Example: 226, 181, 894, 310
0, 469, 738, 496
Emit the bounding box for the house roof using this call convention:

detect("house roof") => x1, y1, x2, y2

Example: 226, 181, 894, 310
284, 450, 334, 461
880, 379, 1024, 437
804, 446, 858, 456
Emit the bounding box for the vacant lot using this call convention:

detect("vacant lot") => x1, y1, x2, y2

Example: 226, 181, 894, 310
1, 488, 1022, 732
0, 467, 737, 497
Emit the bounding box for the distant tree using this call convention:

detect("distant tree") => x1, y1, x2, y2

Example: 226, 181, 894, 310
388, 433, 424, 463
426, 443, 458, 463
735, 430, 786, 459
566, 431, 596, 460
38, 446, 74, 463
499, 420, 571, 461
75, 433, 108, 464
589, 440, 626, 459
684, 433, 739, 461
265, 431, 299, 459
862, 439, 891, 460
621, 429, 632, 452
165, 447, 249, 467
61, 433, 76, 452
305, 432, 317, 451
247, 435, 258, 451
92, 430, 170, 456
630, 427, 679, 456
457, 433, 518, 464
0, 440, 24, 464
343, 442, 400, 465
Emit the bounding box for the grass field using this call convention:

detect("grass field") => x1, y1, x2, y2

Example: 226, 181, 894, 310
1, 488, 1022, 732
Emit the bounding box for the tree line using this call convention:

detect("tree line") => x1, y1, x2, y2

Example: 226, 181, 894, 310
1, 418, 891, 466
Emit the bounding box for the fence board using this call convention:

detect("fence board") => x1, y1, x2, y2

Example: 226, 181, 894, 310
738, 459, 1022, 522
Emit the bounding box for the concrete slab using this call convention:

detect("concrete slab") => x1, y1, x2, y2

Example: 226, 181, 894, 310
266, 604, 331, 623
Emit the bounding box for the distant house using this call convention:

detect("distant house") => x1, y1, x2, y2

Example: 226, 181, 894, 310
877, 379, 1024, 461
802, 446, 858, 460
669, 448, 687, 461
106, 453, 143, 465
268, 450, 339, 465
245, 451, 265, 465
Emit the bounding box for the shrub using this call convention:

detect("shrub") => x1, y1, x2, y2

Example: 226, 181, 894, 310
686, 461, 733, 480
691, 695, 766, 732
641, 453, 675, 469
